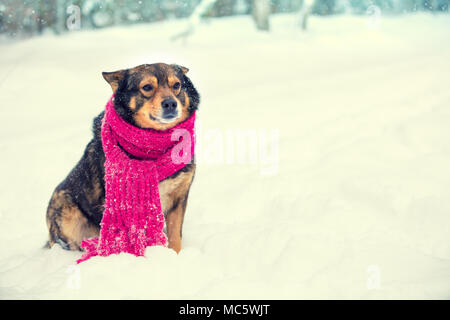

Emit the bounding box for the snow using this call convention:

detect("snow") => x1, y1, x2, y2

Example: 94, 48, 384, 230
1, 13, 450, 299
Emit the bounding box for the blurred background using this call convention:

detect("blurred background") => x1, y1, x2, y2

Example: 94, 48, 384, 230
0, 0, 449, 39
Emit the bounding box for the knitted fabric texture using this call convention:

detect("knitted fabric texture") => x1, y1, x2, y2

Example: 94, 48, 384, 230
77, 96, 196, 263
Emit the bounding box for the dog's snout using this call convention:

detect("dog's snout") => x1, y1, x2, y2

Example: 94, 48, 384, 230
162, 98, 177, 111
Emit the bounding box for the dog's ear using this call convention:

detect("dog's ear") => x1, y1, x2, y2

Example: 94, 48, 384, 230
171, 64, 189, 75
102, 70, 125, 93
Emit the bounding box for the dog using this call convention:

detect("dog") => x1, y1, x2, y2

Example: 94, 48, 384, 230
46, 63, 200, 254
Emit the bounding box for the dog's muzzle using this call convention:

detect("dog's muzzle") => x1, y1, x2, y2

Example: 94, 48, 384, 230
161, 98, 178, 119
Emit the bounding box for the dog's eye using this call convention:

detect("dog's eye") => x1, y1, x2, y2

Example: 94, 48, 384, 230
172, 82, 181, 90
142, 84, 153, 91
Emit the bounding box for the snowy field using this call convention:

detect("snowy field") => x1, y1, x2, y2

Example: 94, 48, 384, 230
1, 13, 450, 299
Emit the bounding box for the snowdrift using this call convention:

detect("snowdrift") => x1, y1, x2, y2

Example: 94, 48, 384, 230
0, 13, 450, 299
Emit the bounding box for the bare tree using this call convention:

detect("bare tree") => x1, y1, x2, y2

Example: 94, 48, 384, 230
299, 0, 314, 31
171, 0, 217, 43
173, 0, 272, 42
54, 0, 66, 34
252, 0, 270, 31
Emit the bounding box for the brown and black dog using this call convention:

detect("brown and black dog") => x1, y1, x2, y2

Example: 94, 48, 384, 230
46, 63, 200, 254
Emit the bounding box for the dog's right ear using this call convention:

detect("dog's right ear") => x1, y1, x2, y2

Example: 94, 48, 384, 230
102, 70, 125, 93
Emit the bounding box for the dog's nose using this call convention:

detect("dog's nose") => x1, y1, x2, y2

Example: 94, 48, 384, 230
162, 98, 177, 111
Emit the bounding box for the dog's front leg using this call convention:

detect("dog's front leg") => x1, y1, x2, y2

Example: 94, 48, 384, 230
166, 200, 187, 253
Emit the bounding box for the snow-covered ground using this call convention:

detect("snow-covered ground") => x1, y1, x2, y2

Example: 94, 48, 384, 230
1, 13, 450, 299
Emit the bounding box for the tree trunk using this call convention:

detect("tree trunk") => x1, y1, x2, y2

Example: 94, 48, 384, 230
54, 0, 66, 34
299, 0, 314, 31
171, 0, 217, 43
252, 0, 270, 31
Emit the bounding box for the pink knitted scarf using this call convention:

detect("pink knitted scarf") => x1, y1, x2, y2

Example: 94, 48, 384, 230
77, 96, 196, 263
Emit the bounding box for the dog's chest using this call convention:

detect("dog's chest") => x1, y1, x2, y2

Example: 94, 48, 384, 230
158, 169, 195, 215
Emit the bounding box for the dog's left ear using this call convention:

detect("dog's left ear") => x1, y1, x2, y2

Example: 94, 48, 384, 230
171, 64, 189, 75
102, 69, 125, 93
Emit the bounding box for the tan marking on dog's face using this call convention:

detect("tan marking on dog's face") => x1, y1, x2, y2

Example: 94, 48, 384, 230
168, 75, 182, 94
139, 76, 158, 98
129, 96, 137, 111
184, 91, 190, 109
127, 63, 191, 130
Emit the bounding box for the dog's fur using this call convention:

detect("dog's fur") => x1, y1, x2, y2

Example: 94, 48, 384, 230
46, 63, 200, 254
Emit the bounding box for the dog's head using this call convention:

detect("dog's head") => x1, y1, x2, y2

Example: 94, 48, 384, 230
103, 63, 200, 130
